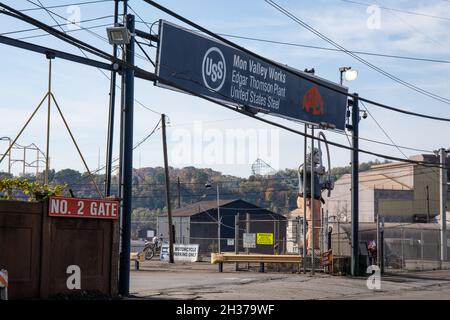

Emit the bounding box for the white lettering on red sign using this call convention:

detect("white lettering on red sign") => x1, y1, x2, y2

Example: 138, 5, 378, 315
49, 197, 119, 220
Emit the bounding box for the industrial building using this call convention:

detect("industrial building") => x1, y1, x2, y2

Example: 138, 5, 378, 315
323, 154, 450, 223
157, 199, 287, 255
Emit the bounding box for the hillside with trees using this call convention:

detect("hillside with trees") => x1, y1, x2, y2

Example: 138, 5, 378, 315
0, 159, 390, 236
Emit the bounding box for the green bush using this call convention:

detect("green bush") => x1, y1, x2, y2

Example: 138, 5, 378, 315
0, 178, 67, 201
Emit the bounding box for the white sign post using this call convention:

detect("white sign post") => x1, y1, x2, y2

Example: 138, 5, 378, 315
243, 233, 256, 249
160, 244, 199, 262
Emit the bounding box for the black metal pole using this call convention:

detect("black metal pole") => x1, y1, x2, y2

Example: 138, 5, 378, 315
177, 176, 181, 208
105, 0, 119, 197
162, 113, 175, 263
351, 93, 360, 276
118, 0, 128, 199
118, 14, 134, 297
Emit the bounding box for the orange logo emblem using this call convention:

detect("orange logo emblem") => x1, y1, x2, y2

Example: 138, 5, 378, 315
302, 86, 324, 116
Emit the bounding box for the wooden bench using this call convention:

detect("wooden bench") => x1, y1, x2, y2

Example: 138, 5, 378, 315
130, 252, 145, 270
211, 253, 303, 272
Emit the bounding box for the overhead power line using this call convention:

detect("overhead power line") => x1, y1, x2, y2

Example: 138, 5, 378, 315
155, 62, 448, 169
1, 15, 114, 36
339, 0, 450, 22
1, 2, 448, 170
202, 31, 450, 65
7, 1, 161, 116
14, 0, 450, 123
19, 0, 112, 12
264, 0, 450, 106
141, 0, 450, 122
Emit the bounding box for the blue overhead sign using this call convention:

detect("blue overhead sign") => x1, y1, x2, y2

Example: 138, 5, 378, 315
155, 20, 348, 130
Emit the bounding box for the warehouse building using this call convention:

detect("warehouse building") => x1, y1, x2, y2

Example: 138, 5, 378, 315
157, 199, 287, 255
323, 154, 450, 223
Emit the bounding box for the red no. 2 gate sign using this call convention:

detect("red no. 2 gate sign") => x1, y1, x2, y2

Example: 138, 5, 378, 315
49, 196, 120, 220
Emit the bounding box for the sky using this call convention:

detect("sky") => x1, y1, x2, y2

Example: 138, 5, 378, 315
0, 0, 449, 178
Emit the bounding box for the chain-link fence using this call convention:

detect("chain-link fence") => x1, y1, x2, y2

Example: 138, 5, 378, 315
329, 222, 450, 273
360, 223, 450, 272
143, 213, 332, 269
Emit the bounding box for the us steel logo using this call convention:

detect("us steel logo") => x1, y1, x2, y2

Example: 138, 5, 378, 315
202, 47, 226, 91
302, 86, 324, 116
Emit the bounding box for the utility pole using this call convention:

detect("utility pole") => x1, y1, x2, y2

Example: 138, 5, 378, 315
439, 148, 448, 263
351, 93, 360, 276
118, 0, 128, 200
310, 126, 315, 275
105, 0, 120, 197
177, 176, 181, 208
217, 184, 221, 253
118, 13, 134, 297
426, 185, 430, 223
376, 211, 380, 267
235, 214, 239, 271
162, 113, 174, 263
302, 124, 307, 273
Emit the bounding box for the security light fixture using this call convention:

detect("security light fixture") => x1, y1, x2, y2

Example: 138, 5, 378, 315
339, 66, 358, 85
344, 69, 358, 81
106, 26, 130, 45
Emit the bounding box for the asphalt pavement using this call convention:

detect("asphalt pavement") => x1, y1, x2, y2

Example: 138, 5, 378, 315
130, 261, 450, 300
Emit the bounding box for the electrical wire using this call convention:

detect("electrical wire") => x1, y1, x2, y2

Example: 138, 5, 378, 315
339, 0, 450, 22
2, 2, 448, 174
7, 1, 450, 123
264, 0, 450, 106
141, 0, 450, 122
17, 22, 111, 40
187, 30, 450, 65
13, 1, 162, 117
19, 0, 112, 12
156, 61, 448, 170
0, 15, 114, 36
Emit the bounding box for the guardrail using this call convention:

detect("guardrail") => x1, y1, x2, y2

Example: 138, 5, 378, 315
130, 252, 145, 270
211, 253, 303, 272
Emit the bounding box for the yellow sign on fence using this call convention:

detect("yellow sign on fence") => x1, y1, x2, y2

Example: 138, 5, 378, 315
257, 233, 274, 245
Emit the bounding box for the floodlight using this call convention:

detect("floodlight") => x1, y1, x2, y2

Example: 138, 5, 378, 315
106, 26, 130, 45
344, 69, 358, 81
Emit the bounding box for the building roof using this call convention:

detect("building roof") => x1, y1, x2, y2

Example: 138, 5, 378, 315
168, 199, 281, 218
335, 173, 413, 191
170, 199, 238, 217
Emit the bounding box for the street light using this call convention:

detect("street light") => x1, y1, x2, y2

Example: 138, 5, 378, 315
205, 182, 221, 253
106, 25, 131, 45
339, 67, 358, 85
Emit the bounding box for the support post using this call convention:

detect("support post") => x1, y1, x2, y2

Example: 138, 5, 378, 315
376, 212, 380, 267
105, 0, 120, 196
45, 58, 53, 185
235, 214, 239, 271
302, 124, 308, 273
246, 212, 250, 269
162, 113, 174, 263
440, 148, 448, 263
351, 93, 360, 276
118, 0, 129, 200
311, 126, 315, 275
177, 176, 181, 208
380, 217, 384, 274
217, 184, 221, 253
118, 14, 135, 297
